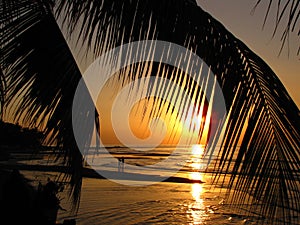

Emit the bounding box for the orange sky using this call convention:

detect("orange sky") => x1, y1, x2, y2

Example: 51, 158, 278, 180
3, 2, 298, 148
96, 72, 210, 146
67, 1, 299, 146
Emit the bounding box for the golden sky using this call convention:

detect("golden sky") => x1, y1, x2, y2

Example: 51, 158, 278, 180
69, 1, 299, 146
96, 70, 210, 146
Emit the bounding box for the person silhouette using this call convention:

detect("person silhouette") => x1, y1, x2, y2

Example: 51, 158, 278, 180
118, 157, 125, 172
121, 157, 125, 172
118, 158, 121, 172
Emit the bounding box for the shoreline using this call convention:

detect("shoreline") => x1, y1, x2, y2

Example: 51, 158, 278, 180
0, 162, 204, 184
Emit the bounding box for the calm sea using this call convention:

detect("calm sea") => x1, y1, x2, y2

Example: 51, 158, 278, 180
18, 145, 295, 224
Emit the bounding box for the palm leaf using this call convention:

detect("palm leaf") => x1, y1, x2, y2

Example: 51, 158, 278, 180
252, 0, 300, 55
1, 0, 299, 223
0, 0, 99, 210
0, 69, 5, 118
56, 0, 300, 223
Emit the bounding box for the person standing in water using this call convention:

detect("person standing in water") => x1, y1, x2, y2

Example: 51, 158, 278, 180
121, 157, 125, 172
118, 157, 125, 172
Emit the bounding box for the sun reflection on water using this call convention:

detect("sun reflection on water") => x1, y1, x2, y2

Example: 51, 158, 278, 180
189, 145, 205, 181
188, 183, 207, 224
187, 144, 208, 224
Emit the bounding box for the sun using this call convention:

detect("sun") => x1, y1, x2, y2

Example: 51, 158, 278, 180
192, 144, 204, 156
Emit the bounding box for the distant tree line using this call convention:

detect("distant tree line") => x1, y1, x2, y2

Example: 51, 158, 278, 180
0, 121, 43, 149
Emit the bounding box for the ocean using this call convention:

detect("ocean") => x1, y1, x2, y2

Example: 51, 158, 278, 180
15, 145, 297, 224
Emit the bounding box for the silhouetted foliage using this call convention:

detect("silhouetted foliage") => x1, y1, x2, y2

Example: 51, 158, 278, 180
253, 0, 300, 55
0, 169, 65, 225
0, 121, 43, 149
0, 0, 299, 223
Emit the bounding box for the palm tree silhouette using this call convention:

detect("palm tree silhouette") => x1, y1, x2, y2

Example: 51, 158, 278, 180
252, 0, 300, 55
1, 0, 299, 223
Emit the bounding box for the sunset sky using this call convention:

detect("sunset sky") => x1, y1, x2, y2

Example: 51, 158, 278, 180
68, 1, 300, 146
197, 0, 299, 106
96, 69, 211, 146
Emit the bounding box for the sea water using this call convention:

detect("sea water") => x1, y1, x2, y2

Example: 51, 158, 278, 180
17, 145, 295, 224
53, 145, 256, 224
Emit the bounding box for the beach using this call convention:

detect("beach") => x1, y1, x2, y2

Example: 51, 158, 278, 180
1, 146, 298, 224
56, 177, 260, 225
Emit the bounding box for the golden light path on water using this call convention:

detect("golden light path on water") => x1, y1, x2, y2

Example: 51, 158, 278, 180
188, 145, 207, 224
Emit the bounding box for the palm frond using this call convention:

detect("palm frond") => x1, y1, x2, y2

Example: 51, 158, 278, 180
0, 0, 98, 210
252, 0, 300, 55
55, 0, 300, 223
1, 0, 299, 223
0, 69, 5, 118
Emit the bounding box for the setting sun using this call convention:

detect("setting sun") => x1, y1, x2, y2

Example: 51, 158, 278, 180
96, 74, 211, 147
192, 145, 204, 156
